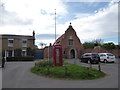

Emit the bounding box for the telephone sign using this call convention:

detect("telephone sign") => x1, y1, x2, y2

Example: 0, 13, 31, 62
53, 44, 63, 66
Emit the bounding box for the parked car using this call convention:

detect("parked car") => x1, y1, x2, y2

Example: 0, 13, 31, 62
99, 53, 115, 63
80, 53, 100, 64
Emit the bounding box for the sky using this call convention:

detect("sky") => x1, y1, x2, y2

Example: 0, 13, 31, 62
0, 0, 119, 48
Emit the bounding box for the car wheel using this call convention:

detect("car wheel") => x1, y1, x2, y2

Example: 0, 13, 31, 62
88, 60, 90, 64
104, 59, 107, 63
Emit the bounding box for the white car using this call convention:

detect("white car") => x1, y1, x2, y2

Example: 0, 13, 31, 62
99, 53, 115, 63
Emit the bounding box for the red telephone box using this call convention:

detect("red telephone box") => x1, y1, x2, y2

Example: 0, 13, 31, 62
53, 44, 63, 66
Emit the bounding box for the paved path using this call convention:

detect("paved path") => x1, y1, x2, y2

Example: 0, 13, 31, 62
1, 59, 118, 88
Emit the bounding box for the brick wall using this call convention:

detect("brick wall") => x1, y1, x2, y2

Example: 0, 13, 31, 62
43, 46, 53, 59
83, 48, 120, 58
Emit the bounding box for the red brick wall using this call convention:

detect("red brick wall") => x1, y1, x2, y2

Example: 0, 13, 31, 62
83, 48, 120, 58
107, 49, 120, 58
43, 25, 84, 59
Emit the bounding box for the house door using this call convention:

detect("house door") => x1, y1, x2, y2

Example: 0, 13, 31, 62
8, 50, 13, 57
70, 49, 75, 58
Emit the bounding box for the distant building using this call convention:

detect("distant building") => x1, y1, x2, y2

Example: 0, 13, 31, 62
0, 31, 35, 59
44, 23, 84, 59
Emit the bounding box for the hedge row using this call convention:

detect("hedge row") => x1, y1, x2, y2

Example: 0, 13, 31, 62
6, 56, 34, 61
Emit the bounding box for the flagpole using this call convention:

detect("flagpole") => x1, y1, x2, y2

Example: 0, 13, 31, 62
55, 9, 56, 42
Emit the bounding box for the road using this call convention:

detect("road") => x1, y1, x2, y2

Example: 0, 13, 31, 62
1, 59, 118, 88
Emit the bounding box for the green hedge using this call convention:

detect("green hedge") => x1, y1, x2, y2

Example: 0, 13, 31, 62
6, 56, 34, 61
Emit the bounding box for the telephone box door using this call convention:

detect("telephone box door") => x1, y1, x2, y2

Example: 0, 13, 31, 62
53, 44, 63, 66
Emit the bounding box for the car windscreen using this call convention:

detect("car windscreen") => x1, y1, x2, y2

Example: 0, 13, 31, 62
107, 53, 114, 56
84, 54, 91, 56
92, 54, 99, 57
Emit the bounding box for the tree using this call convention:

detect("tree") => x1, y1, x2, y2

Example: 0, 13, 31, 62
35, 45, 39, 49
92, 39, 103, 46
83, 42, 95, 49
39, 42, 46, 49
83, 39, 103, 49
101, 42, 116, 50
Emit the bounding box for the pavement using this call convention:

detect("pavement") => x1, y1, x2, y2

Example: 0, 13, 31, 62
0, 68, 2, 90
1, 59, 119, 88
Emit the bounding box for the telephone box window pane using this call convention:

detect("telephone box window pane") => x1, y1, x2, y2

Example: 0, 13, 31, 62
56, 49, 60, 64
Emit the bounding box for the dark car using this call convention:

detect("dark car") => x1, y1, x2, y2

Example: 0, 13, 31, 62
80, 53, 100, 64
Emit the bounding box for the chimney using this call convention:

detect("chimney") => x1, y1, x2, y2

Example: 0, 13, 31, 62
33, 30, 35, 37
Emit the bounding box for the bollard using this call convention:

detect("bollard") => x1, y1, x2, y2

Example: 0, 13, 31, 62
65, 66, 68, 76
87, 67, 89, 76
98, 62, 101, 72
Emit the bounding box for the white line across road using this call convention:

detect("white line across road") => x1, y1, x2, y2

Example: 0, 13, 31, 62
1, 59, 119, 88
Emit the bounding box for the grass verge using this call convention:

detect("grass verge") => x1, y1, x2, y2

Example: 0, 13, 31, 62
31, 62, 106, 80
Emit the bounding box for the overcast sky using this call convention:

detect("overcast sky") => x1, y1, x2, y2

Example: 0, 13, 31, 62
0, 0, 119, 48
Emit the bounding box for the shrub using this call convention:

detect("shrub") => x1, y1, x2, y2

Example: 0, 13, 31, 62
36, 60, 53, 67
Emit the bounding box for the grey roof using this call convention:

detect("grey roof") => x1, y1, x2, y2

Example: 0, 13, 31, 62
0, 34, 35, 40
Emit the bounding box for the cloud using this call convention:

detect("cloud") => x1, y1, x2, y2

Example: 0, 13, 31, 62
0, 10, 33, 26
0, 1, 33, 26
64, 0, 118, 2
67, 2, 118, 43
0, 0, 118, 47
3, 0, 67, 20
0, 0, 68, 37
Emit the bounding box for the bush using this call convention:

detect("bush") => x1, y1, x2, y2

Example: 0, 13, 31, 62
6, 56, 34, 61
36, 60, 53, 67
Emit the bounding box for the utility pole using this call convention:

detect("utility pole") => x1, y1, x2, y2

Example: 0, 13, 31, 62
55, 9, 56, 42
1, 2, 5, 25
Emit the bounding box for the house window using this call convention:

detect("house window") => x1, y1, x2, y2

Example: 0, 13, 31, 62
22, 50, 27, 56
8, 39, 14, 47
22, 39, 27, 47
68, 39, 73, 45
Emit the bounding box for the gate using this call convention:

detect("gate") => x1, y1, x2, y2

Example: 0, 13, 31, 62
34, 52, 43, 59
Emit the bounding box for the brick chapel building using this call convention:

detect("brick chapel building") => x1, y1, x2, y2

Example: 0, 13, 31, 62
54, 23, 83, 59
44, 23, 84, 59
